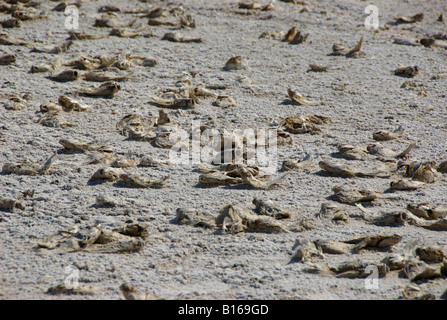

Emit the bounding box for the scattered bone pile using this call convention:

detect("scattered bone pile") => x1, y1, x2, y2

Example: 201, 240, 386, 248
1, 0, 446, 300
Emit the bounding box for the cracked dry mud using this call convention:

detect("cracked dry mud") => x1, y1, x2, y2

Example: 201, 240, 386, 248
0, 0, 447, 300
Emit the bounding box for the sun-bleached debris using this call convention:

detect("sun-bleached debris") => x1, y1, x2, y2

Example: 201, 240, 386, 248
0, 32, 27, 46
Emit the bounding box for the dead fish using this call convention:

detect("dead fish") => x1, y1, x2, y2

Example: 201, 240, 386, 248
138, 157, 171, 167
111, 158, 136, 168
345, 233, 402, 252
367, 142, 415, 159
437, 161, 447, 173
3, 97, 27, 111
161, 32, 202, 43
407, 203, 447, 220
223, 56, 249, 71
31, 40, 73, 54
199, 172, 243, 186
332, 37, 365, 58
213, 95, 236, 108
0, 54, 16, 65
307, 64, 333, 72
46, 284, 95, 296
373, 125, 406, 141
216, 204, 288, 234
0, 32, 27, 46
400, 285, 435, 300
12, 8, 43, 21
175, 208, 216, 228
252, 198, 292, 219
1, 18, 21, 28
404, 259, 441, 282
337, 144, 370, 161
59, 139, 93, 153
319, 159, 390, 178
281, 152, 315, 171
313, 239, 354, 255
66, 30, 103, 41
287, 88, 315, 106
394, 66, 419, 78
237, 167, 288, 189
0, 197, 25, 212
415, 246, 446, 263
37, 112, 73, 128
119, 283, 161, 301
79, 81, 121, 97
319, 160, 355, 177
39, 102, 63, 113
259, 30, 285, 40
279, 116, 324, 135
58, 95, 92, 112
90, 167, 123, 182
292, 238, 325, 262
118, 174, 170, 188
395, 13, 424, 24
110, 28, 143, 38
95, 195, 125, 208
48, 69, 79, 82
331, 186, 379, 204
329, 260, 389, 279
317, 202, 349, 223
390, 179, 424, 191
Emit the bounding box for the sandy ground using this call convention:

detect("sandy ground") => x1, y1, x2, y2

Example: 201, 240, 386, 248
0, 0, 447, 300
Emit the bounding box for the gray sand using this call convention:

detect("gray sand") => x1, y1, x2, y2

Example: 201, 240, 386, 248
0, 0, 446, 300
